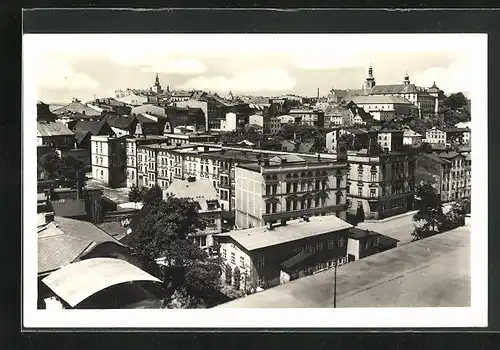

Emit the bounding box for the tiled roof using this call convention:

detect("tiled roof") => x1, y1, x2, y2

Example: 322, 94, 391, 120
219, 215, 353, 251
444, 127, 471, 133
105, 114, 136, 129
403, 129, 422, 137
165, 178, 219, 211
73, 119, 109, 135
269, 154, 306, 164
37, 216, 123, 274
369, 84, 419, 94
131, 104, 167, 117
438, 151, 461, 159
52, 101, 101, 117
75, 130, 91, 144
350, 95, 413, 105
37, 121, 75, 137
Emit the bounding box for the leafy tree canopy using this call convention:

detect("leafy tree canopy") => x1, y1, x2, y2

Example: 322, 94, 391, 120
444, 92, 468, 110
412, 183, 446, 240
128, 195, 223, 308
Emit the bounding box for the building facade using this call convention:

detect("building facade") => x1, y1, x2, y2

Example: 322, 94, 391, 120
235, 153, 349, 229
349, 95, 416, 121
90, 135, 127, 188
345, 149, 417, 220
288, 109, 325, 128
164, 177, 222, 250
217, 215, 353, 290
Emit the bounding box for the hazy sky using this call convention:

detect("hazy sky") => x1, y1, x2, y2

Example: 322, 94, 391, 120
25, 34, 482, 104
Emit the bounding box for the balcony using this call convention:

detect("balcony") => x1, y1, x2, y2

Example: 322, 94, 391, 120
261, 203, 349, 223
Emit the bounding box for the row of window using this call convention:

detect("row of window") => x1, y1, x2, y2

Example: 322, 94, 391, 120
295, 237, 346, 254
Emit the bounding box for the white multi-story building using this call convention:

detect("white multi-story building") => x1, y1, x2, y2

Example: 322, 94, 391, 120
164, 177, 222, 249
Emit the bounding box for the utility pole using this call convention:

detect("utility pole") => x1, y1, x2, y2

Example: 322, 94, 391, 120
333, 260, 338, 308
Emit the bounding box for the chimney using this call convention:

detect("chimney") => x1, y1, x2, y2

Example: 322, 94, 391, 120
280, 219, 287, 226
317, 88, 320, 100
45, 212, 55, 224
204, 146, 209, 152
317, 153, 321, 162
365, 229, 370, 236
302, 215, 310, 222
267, 221, 274, 230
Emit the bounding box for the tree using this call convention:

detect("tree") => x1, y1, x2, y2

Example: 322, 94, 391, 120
128, 184, 142, 203
56, 155, 86, 191
225, 264, 233, 285
233, 266, 241, 290
412, 183, 446, 240
141, 185, 163, 207
39, 151, 61, 180
444, 92, 468, 110
128, 195, 222, 308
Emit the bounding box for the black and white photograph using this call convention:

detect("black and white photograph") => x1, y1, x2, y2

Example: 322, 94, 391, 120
23, 32, 487, 328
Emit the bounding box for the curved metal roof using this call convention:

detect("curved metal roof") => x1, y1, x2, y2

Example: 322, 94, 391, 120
42, 258, 161, 307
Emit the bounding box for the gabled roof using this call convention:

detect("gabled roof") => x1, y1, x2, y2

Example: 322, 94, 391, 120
297, 141, 315, 154
369, 84, 419, 94
75, 130, 91, 144
269, 154, 306, 164
105, 114, 137, 129
419, 152, 451, 164
73, 119, 109, 136
37, 121, 75, 137
37, 216, 124, 275
52, 101, 102, 117
403, 129, 422, 137
164, 178, 219, 211
350, 95, 413, 105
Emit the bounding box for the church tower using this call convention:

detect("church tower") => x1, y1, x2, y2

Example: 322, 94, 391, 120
403, 72, 410, 85
363, 65, 376, 94
151, 73, 163, 94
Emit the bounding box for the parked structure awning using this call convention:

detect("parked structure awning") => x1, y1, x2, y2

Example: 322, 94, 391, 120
42, 258, 161, 307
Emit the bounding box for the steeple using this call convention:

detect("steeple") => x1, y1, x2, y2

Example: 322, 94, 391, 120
151, 73, 163, 94
403, 71, 410, 85
363, 64, 376, 93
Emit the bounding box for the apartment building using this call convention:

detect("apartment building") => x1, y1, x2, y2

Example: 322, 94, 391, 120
438, 151, 471, 201
424, 127, 471, 146
350, 95, 416, 121
235, 153, 349, 229
403, 128, 423, 146
377, 129, 404, 152
216, 215, 353, 290
90, 135, 127, 188
345, 149, 417, 220
248, 114, 281, 134
164, 177, 222, 249
416, 151, 471, 202
125, 135, 171, 188
288, 109, 325, 128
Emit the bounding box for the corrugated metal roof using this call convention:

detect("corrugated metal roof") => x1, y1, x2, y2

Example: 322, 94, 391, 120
42, 258, 161, 307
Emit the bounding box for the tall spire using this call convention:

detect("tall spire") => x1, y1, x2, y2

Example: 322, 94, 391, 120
155, 72, 160, 84
403, 71, 410, 84
367, 64, 374, 78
